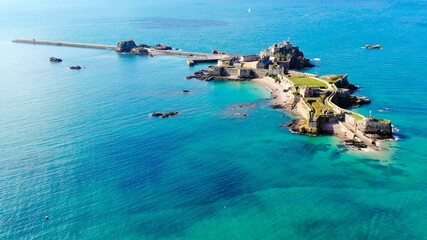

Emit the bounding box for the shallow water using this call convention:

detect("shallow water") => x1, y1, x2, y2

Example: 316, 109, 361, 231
1, 0, 426, 239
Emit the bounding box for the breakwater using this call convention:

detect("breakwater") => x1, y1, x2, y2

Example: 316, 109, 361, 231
12, 39, 117, 50
12, 39, 228, 62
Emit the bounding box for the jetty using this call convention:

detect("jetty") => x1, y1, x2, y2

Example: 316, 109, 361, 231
12, 39, 227, 65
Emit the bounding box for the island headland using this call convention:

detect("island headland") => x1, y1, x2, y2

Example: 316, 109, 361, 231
187, 40, 392, 149
12, 38, 393, 149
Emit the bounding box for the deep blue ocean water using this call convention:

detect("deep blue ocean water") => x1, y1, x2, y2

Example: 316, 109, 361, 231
0, 0, 426, 239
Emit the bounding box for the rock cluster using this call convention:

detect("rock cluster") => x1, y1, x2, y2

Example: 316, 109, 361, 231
287, 119, 318, 135
188, 70, 214, 81
50, 57, 62, 63
130, 47, 149, 55
150, 112, 179, 118
116, 40, 149, 55
153, 44, 172, 50
116, 40, 137, 52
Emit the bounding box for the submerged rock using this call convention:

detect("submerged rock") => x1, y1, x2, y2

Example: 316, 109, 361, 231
50, 57, 62, 63
182, 90, 190, 93
69, 66, 82, 70
150, 111, 179, 118
161, 112, 179, 118
150, 112, 164, 117
364, 44, 382, 49
229, 103, 256, 110
234, 112, 248, 117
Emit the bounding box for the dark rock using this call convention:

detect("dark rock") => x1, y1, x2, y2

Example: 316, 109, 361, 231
288, 46, 314, 69
50, 57, 62, 63
130, 47, 149, 55
182, 90, 190, 93
154, 44, 172, 50
364, 44, 382, 49
287, 119, 318, 135
186, 76, 195, 79
69, 66, 82, 70
161, 112, 179, 118
116, 40, 137, 53
139, 44, 151, 48
212, 50, 219, 54
151, 112, 164, 117
271, 104, 284, 109
333, 94, 371, 108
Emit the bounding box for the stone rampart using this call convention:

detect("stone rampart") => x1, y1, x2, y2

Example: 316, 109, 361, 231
296, 98, 313, 120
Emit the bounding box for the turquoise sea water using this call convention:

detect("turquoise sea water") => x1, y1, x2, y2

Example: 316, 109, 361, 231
1, 0, 426, 239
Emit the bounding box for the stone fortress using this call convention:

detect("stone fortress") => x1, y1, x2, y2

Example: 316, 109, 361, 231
191, 40, 392, 148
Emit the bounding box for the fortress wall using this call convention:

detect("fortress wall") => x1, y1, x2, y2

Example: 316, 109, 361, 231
357, 119, 392, 136
296, 99, 312, 120
253, 69, 282, 77
239, 69, 253, 78
345, 114, 358, 127
223, 68, 239, 77
208, 67, 222, 76
317, 114, 345, 124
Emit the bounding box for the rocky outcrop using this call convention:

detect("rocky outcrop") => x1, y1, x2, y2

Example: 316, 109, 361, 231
116, 40, 137, 53
50, 57, 62, 63
288, 47, 314, 69
287, 119, 318, 135
333, 74, 358, 91
116, 40, 151, 56
334, 95, 371, 108
192, 70, 215, 81
259, 41, 314, 70
153, 44, 172, 50
130, 47, 149, 55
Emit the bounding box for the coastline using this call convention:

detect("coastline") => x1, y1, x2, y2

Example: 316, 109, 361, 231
251, 77, 351, 143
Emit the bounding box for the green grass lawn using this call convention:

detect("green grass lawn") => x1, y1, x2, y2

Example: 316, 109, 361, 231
312, 101, 326, 118
348, 112, 364, 120
289, 77, 327, 88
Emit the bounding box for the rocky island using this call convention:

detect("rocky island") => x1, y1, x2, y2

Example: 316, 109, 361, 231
189, 40, 393, 149
12, 38, 393, 148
